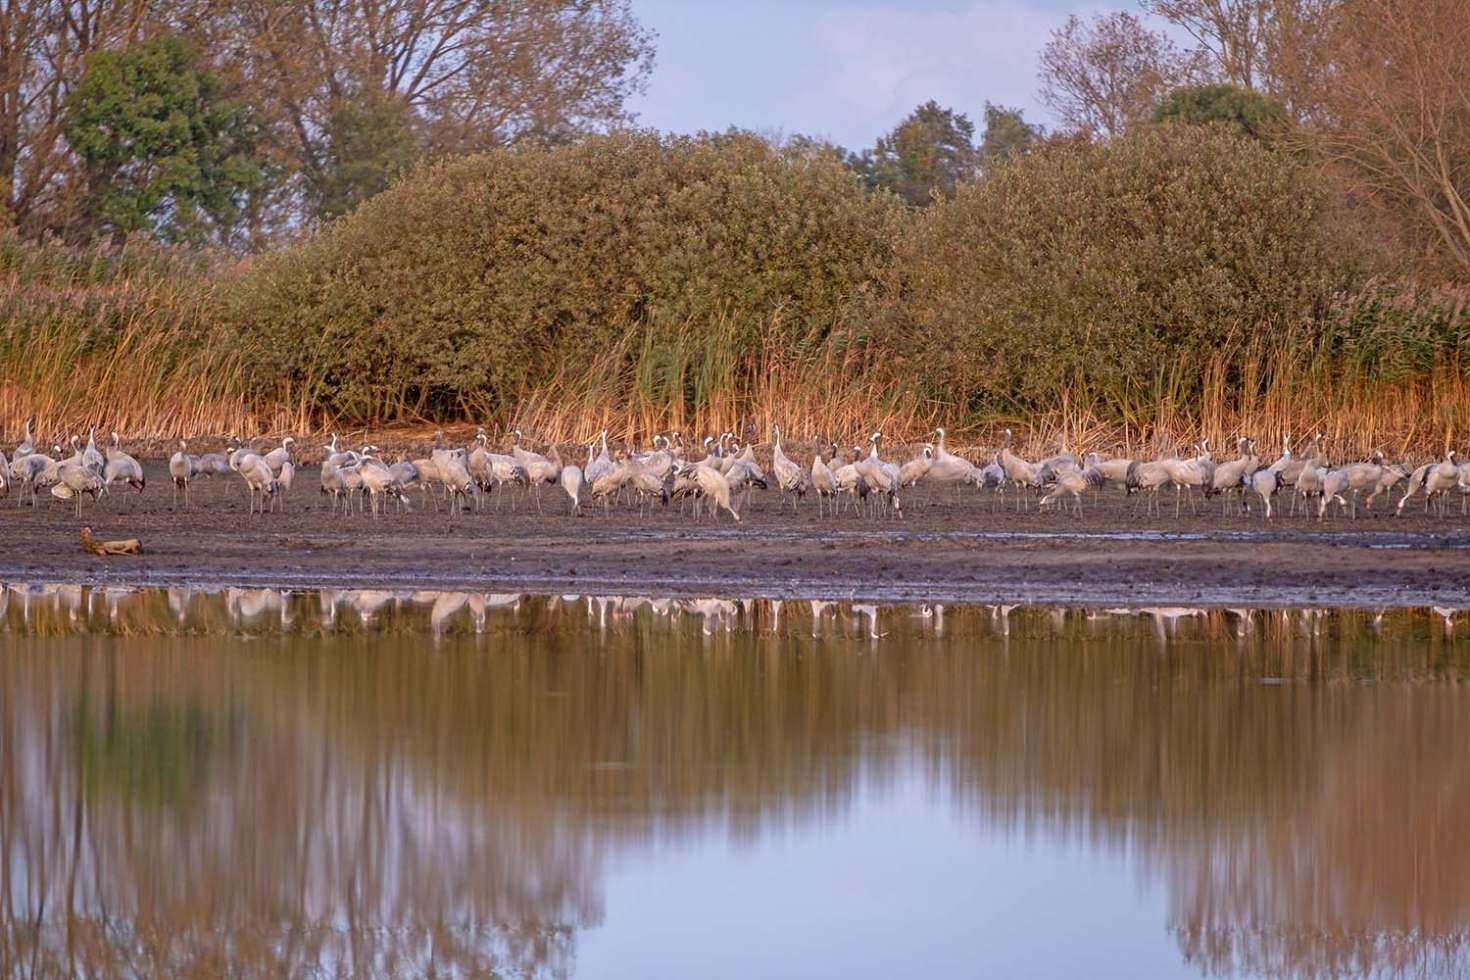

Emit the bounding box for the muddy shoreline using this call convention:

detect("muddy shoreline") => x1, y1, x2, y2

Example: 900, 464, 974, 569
3, 461, 1469, 607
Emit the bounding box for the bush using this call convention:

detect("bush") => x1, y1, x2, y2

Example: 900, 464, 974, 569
227, 130, 905, 421
888, 125, 1347, 417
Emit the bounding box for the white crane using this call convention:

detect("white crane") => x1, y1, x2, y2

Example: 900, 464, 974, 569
771, 425, 809, 511
103, 432, 145, 495
810, 441, 838, 516
1397, 451, 1461, 517
169, 440, 201, 508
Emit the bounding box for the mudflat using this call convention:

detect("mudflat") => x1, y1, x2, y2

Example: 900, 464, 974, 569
3, 461, 1469, 606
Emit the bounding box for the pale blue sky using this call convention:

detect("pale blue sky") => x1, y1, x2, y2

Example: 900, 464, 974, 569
628, 0, 1108, 151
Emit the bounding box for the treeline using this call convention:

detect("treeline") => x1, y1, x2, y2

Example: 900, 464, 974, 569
2, 0, 1468, 452
0, 0, 652, 244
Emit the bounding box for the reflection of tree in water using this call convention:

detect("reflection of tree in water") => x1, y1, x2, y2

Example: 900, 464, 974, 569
2, 592, 1470, 978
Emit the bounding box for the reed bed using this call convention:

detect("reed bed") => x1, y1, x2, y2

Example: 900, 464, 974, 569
0, 234, 289, 442
2, 235, 1468, 460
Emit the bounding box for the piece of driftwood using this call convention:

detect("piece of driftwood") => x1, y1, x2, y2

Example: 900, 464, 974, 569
81, 527, 142, 556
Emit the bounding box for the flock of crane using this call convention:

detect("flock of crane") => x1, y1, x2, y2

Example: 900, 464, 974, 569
3, 416, 1468, 521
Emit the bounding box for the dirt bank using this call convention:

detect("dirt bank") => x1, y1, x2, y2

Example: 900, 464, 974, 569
2, 461, 1469, 606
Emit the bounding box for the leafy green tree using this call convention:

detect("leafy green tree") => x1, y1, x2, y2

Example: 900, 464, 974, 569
978, 103, 1040, 168
1154, 84, 1289, 141
310, 89, 421, 220
855, 101, 978, 206
65, 37, 271, 245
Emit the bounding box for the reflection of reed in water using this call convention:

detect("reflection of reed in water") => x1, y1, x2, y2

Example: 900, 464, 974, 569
2, 593, 1470, 977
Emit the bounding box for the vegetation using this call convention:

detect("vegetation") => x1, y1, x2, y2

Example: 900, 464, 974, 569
892, 125, 1340, 417
0, 0, 1468, 455
65, 37, 270, 246
223, 131, 908, 434
1, 0, 653, 241
0, 233, 265, 437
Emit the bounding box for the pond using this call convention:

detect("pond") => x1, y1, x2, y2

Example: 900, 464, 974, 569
2, 586, 1469, 978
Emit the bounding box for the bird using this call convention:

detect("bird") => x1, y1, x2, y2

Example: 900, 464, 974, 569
195, 446, 231, 478
1250, 466, 1280, 520
560, 461, 585, 513
771, 425, 809, 511
926, 428, 982, 493
997, 429, 1043, 509
81, 426, 104, 473
1397, 451, 1461, 517
1333, 450, 1386, 518
1209, 438, 1259, 514
275, 459, 295, 507
831, 446, 871, 514
676, 461, 740, 521
102, 432, 145, 495
1083, 452, 1140, 494
15, 416, 35, 457
169, 440, 201, 508
263, 437, 296, 477
810, 440, 838, 516
899, 445, 935, 488
9, 445, 56, 507
51, 461, 104, 516
1317, 466, 1351, 520
236, 455, 277, 515
1131, 456, 1176, 517
320, 451, 355, 512
1165, 441, 1216, 516
855, 433, 902, 518
470, 430, 527, 508
433, 444, 477, 514
1039, 460, 1104, 516
357, 453, 407, 517
585, 430, 614, 486
511, 430, 561, 511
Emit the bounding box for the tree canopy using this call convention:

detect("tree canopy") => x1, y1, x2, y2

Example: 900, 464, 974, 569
852, 101, 979, 206
1154, 84, 1289, 141
64, 36, 270, 245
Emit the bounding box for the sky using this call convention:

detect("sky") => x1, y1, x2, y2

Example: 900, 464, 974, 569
627, 0, 1105, 152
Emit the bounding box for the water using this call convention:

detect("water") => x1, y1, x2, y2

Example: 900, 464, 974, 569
3, 586, 1469, 979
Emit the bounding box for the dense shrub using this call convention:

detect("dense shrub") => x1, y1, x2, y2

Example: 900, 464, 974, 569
888, 125, 1346, 416
226, 130, 906, 420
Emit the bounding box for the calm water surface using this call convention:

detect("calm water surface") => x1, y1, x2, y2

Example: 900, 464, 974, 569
2, 586, 1469, 979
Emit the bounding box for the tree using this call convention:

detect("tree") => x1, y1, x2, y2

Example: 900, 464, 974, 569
978, 103, 1040, 167
1038, 11, 1200, 139
1310, 0, 1470, 270
0, 0, 154, 236
65, 36, 271, 245
1140, 0, 1337, 117
194, 0, 655, 222
854, 101, 978, 206
311, 89, 420, 219
1154, 84, 1288, 141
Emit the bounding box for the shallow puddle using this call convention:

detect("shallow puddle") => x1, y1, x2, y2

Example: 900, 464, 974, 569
3, 586, 1469, 978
